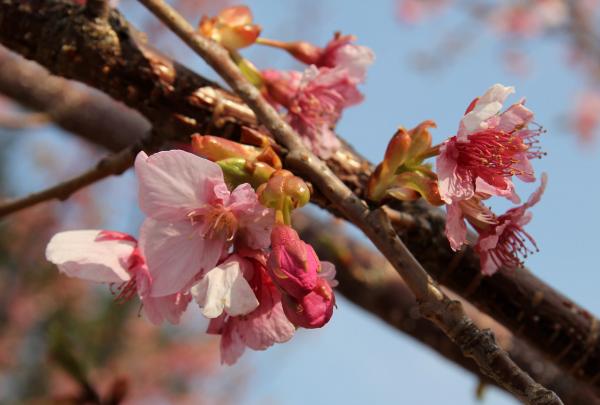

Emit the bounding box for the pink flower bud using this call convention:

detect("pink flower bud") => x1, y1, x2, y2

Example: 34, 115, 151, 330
267, 225, 319, 298
281, 278, 335, 329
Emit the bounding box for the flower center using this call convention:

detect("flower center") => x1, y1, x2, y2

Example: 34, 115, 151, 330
456, 129, 530, 179
188, 206, 238, 241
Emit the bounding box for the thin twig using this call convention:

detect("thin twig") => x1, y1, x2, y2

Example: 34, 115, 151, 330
0, 139, 148, 218
136, 0, 563, 403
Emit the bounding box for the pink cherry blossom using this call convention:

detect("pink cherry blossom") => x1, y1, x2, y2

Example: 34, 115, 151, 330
206, 256, 295, 365
490, 0, 568, 38
264, 66, 363, 158
267, 224, 320, 298
396, 0, 450, 23
475, 174, 547, 276
135, 150, 274, 297
317, 35, 375, 84
437, 84, 543, 205
572, 91, 600, 143
45, 230, 190, 325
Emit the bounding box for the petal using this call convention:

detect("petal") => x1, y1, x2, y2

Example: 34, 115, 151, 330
436, 142, 474, 203
142, 293, 191, 325
524, 173, 548, 208
221, 319, 246, 365
459, 84, 515, 138
496, 101, 534, 132
333, 44, 375, 84
45, 230, 134, 283
319, 261, 339, 287
479, 252, 500, 276
237, 280, 295, 350
191, 257, 259, 318
229, 184, 275, 250
139, 218, 223, 297
135, 150, 224, 221
475, 177, 520, 204
445, 203, 467, 251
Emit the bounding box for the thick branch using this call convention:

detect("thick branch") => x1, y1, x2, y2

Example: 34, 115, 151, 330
0, 46, 150, 151
0, 0, 598, 396
136, 0, 561, 402
295, 213, 600, 405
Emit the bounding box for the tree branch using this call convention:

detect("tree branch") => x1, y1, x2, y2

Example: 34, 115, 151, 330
135, 0, 561, 402
0, 1, 598, 397
295, 212, 600, 405
0, 136, 154, 218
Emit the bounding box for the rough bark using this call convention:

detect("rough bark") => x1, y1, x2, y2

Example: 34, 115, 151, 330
0, 0, 598, 396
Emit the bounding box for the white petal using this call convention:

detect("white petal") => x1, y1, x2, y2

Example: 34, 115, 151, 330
191, 258, 258, 318
460, 84, 515, 137
45, 230, 133, 283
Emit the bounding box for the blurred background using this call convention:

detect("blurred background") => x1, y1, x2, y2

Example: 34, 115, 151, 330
1, 0, 599, 403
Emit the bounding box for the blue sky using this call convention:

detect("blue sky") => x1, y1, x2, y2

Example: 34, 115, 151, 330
7, 0, 599, 403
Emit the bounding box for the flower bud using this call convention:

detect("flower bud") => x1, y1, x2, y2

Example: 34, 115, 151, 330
281, 278, 335, 329
257, 170, 310, 224
367, 120, 437, 202
192, 134, 260, 161
198, 6, 261, 51
267, 225, 319, 298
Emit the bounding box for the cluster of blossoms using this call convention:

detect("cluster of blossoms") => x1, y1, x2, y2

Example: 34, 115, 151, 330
368, 84, 546, 275
46, 145, 337, 365
197, 5, 374, 159
260, 34, 374, 158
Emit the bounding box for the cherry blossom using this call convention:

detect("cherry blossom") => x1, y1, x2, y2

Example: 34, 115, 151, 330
135, 150, 274, 297
475, 174, 547, 275
45, 230, 190, 325
264, 66, 363, 158
437, 84, 543, 205
206, 254, 295, 365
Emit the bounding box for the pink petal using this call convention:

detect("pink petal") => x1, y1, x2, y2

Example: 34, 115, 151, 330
496, 101, 534, 133
140, 218, 223, 297
332, 44, 375, 84
436, 142, 474, 203
191, 257, 259, 318
45, 230, 134, 283
135, 150, 224, 221
524, 172, 548, 208
237, 280, 295, 350
319, 261, 339, 287
229, 184, 275, 250
475, 177, 520, 203
221, 320, 246, 365
142, 293, 191, 325
445, 203, 467, 251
